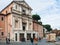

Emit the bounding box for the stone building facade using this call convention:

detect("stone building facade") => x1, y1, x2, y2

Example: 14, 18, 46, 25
0, 0, 38, 42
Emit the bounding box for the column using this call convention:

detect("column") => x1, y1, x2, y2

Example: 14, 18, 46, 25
24, 31, 27, 41
12, 16, 15, 29
26, 19, 29, 30
20, 18, 22, 30
17, 33, 19, 42
11, 16, 14, 41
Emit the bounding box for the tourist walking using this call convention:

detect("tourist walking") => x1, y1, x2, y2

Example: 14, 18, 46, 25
30, 38, 34, 45
39, 37, 41, 41
6, 38, 8, 44
6, 38, 10, 44
34, 37, 38, 45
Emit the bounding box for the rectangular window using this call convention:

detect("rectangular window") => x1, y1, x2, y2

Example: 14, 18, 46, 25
1, 17, 4, 21
22, 9, 26, 15
15, 33, 17, 41
11, 7, 12, 11
22, 23, 26, 31
16, 5, 17, 9
15, 20, 18, 28
27, 33, 31, 40
29, 23, 31, 29
22, 10, 25, 12
6, 11, 7, 14
23, 26, 25, 31
1, 32, 4, 36
19, 33, 24, 41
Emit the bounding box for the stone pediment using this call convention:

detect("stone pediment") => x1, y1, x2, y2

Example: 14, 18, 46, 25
14, 1, 32, 10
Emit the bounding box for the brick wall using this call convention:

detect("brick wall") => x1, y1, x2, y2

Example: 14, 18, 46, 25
33, 21, 43, 38
0, 15, 6, 39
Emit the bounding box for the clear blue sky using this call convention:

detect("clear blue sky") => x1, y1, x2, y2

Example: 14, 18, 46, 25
0, 0, 60, 29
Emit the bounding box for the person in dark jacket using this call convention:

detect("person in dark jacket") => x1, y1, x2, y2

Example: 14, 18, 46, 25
6, 38, 8, 44
6, 38, 10, 44
8, 38, 10, 44
30, 38, 34, 45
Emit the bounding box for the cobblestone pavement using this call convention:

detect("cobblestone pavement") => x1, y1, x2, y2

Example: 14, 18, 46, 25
0, 38, 60, 45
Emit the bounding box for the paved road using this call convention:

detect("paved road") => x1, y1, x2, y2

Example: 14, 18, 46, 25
0, 38, 60, 45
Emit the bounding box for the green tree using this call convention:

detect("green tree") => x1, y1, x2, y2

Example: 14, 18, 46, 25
43, 24, 52, 32
38, 21, 42, 25
32, 14, 41, 21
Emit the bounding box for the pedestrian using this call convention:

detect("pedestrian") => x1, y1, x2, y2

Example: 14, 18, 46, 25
8, 38, 10, 44
30, 38, 33, 45
6, 38, 7, 43
6, 38, 8, 44
39, 37, 41, 41
6, 38, 10, 44
34, 38, 38, 45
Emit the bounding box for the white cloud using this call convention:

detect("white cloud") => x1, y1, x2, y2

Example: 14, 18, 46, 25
41, 13, 60, 29
25, 0, 56, 13
0, 0, 60, 29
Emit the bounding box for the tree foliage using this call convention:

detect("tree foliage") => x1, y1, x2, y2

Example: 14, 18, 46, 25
43, 24, 52, 32
38, 21, 42, 25
32, 14, 41, 21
